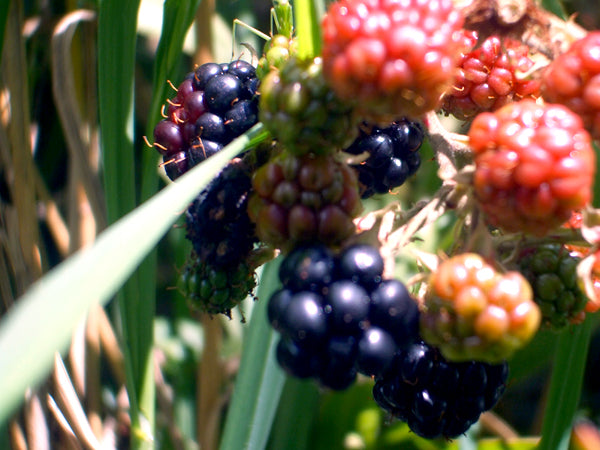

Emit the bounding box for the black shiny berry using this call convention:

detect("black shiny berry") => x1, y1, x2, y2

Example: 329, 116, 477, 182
337, 244, 384, 291
279, 291, 328, 346
325, 280, 370, 334
279, 244, 335, 292
356, 327, 396, 377
204, 74, 243, 114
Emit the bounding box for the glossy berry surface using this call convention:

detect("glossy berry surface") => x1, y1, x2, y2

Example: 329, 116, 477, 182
421, 253, 541, 363
469, 99, 596, 236
542, 31, 600, 139
442, 30, 541, 120
346, 120, 424, 198
268, 243, 420, 389
151, 60, 260, 180
373, 340, 509, 439
321, 0, 464, 121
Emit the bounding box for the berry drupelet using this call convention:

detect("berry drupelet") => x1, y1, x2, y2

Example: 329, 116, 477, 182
151, 60, 260, 180
345, 120, 425, 198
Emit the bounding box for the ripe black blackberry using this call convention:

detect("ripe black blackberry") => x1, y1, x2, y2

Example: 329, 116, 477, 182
373, 340, 509, 440
185, 158, 257, 268
346, 120, 425, 198
268, 243, 420, 390
151, 60, 260, 180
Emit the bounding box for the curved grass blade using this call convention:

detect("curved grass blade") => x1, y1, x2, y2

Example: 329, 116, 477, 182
219, 257, 286, 450
0, 124, 267, 429
294, 0, 322, 59
538, 319, 594, 450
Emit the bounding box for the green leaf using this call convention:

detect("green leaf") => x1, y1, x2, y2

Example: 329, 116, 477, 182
219, 256, 287, 450
0, 125, 266, 429
538, 319, 594, 450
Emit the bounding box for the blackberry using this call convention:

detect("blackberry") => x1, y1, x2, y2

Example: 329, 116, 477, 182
373, 340, 509, 439
185, 159, 257, 268
179, 255, 256, 317
150, 60, 260, 180
346, 120, 425, 198
518, 244, 588, 330
268, 243, 421, 389
259, 56, 359, 156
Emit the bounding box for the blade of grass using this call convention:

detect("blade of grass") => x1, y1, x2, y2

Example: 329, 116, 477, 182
294, 0, 322, 59
97, 1, 153, 446
0, 124, 267, 430
219, 256, 286, 450
538, 318, 593, 450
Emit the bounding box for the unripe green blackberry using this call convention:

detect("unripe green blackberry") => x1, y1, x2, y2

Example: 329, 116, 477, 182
518, 244, 588, 330
256, 34, 298, 80
179, 255, 256, 317
421, 253, 541, 363
247, 152, 363, 252
259, 56, 359, 156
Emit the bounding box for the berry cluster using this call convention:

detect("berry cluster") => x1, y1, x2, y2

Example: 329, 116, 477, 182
420, 253, 541, 363
518, 244, 588, 330
542, 31, 600, 139
247, 153, 363, 251
345, 120, 425, 198
259, 56, 359, 155
181, 159, 258, 315
469, 99, 596, 236
442, 30, 541, 120
374, 340, 508, 439
321, 0, 464, 120
151, 60, 260, 180
268, 244, 420, 389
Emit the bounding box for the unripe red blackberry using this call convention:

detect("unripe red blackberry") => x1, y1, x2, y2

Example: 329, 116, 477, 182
321, 0, 464, 121
345, 120, 424, 198
518, 244, 588, 330
421, 253, 541, 363
150, 60, 260, 180
469, 99, 596, 236
248, 153, 363, 251
179, 256, 256, 317
442, 30, 541, 120
542, 31, 600, 140
259, 56, 359, 156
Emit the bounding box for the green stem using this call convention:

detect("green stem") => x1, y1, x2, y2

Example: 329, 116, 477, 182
538, 319, 593, 450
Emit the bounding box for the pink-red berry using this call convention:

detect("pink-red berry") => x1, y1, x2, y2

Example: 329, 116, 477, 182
469, 99, 596, 236
542, 31, 600, 140
321, 0, 464, 121
442, 30, 541, 120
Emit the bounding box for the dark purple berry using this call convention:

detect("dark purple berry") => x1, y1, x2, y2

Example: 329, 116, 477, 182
356, 327, 396, 377
337, 244, 384, 290
195, 112, 227, 143
325, 280, 370, 334
204, 74, 243, 114
279, 291, 328, 346
187, 138, 224, 166
267, 288, 294, 332
369, 279, 419, 346
193, 62, 223, 90
279, 244, 335, 292
276, 338, 320, 379
153, 120, 184, 156
224, 100, 259, 136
